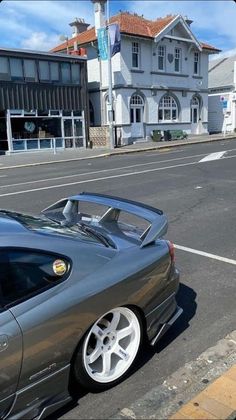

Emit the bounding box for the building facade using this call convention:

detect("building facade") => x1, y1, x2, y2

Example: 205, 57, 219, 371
0, 48, 89, 153
208, 56, 236, 134
53, 9, 220, 145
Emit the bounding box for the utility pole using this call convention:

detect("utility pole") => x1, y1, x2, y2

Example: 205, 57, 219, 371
106, 0, 114, 149
92, 0, 114, 149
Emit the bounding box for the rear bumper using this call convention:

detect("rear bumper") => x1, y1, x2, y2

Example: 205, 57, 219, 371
150, 305, 183, 346
145, 267, 181, 343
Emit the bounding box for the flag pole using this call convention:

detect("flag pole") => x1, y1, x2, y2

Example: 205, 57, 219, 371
106, 0, 114, 149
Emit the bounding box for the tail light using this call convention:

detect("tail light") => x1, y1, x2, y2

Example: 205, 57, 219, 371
168, 241, 175, 263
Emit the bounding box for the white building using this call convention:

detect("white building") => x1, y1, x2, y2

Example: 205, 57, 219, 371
208, 56, 236, 134
53, 7, 220, 144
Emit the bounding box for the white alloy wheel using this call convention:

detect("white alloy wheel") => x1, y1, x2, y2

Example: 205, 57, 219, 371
82, 307, 141, 384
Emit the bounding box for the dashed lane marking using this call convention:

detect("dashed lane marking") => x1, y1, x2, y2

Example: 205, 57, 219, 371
174, 244, 236, 266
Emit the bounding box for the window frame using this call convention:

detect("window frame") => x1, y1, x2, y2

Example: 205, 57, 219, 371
158, 95, 179, 122
132, 41, 140, 69
158, 45, 165, 71
174, 47, 181, 73
194, 52, 200, 75
0, 247, 72, 309
9, 58, 24, 81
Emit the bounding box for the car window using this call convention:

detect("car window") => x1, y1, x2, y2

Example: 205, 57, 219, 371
0, 250, 70, 307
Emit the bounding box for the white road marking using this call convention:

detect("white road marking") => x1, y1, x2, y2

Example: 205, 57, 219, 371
0, 152, 209, 189
0, 154, 235, 198
175, 244, 236, 266
199, 151, 226, 162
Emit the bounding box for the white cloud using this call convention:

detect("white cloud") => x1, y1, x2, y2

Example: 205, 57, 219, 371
20, 32, 61, 51
0, 0, 94, 50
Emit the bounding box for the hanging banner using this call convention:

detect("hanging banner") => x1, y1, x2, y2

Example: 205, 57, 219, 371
97, 27, 108, 61
109, 23, 121, 57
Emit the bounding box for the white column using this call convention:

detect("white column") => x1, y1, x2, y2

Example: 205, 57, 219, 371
6, 110, 13, 153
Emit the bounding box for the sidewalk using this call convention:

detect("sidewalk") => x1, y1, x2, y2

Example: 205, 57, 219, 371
0, 133, 235, 170
112, 331, 236, 420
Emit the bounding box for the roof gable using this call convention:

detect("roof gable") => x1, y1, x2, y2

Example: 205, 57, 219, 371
154, 15, 202, 51
51, 12, 220, 55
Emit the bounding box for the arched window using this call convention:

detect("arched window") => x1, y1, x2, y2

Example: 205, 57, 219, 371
130, 94, 144, 124
158, 95, 178, 122
191, 96, 199, 107
130, 94, 144, 106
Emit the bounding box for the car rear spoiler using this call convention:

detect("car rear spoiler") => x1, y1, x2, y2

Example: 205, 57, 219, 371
41, 192, 168, 248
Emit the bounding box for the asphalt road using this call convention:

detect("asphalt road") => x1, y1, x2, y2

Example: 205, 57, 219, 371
0, 139, 236, 419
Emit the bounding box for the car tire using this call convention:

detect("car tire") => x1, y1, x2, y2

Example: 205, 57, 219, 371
73, 306, 143, 392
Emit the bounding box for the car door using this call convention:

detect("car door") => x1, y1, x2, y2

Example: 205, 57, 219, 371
0, 256, 23, 418
2, 248, 73, 392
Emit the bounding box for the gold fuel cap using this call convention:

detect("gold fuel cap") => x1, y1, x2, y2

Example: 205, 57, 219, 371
53, 259, 67, 276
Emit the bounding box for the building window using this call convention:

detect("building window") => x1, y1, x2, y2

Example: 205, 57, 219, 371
174, 48, 181, 72
24, 59, 37, 81
39, 61, 50, 81
10, 58, 24, 80
132, 42, 140, 69
50, 62, 60, 82
0, 57, 10, 80
158, 46, 165, 71
194, 52, 199, 75
158, 95, 178, 122
71, 63, 80, 84
61, 62, 71, 83
130, 94, 144, 123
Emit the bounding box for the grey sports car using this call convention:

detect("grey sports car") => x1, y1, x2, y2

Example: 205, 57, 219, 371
0, 192, 182, 419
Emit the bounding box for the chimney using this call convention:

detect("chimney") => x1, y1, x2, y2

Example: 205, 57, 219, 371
184, 16, 193, 26
69, 18, 90, 37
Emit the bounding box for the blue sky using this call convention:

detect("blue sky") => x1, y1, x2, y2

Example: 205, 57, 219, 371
0, 0, 235, 57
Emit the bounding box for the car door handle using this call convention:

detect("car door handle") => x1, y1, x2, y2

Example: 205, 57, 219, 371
0, 335, 9, 352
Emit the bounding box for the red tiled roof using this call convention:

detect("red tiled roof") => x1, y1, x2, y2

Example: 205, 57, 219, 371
51, 12, 220, 54
51, 12, 176, 52
200, 41, 221, 52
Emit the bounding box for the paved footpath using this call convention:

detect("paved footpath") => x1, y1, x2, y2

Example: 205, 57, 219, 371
112, 331, 236, 420
0, 133, 235, 170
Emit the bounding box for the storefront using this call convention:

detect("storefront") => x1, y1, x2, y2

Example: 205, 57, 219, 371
3, 109, 85, 152
0, 48, 89, 153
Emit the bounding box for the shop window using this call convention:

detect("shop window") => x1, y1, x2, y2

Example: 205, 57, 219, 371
0, 57, 10, 80
39, 61, 50, 81
10, 58, 24, 80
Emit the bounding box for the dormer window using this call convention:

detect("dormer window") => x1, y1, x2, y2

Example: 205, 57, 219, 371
158, 46, 165, 71
132, 42, 140, 69
194, 52, 199, 75
174, 48, 181, 72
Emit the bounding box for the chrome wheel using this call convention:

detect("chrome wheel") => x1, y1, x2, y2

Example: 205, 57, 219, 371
82, 307, 141, 384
